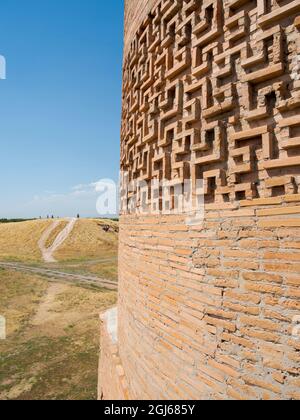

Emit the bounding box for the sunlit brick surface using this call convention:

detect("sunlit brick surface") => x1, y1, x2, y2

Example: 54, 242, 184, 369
99, 0, 300, 400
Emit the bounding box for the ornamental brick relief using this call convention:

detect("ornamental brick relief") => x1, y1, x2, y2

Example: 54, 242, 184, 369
121, 0, 300, 208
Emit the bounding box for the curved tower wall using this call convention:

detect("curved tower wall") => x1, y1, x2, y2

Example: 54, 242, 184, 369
100, 0, 300, 400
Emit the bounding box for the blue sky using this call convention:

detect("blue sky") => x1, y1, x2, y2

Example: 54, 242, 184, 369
0, 0, 124, 218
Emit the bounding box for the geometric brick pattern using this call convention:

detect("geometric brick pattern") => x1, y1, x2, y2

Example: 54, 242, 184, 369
121, 0, 300, 207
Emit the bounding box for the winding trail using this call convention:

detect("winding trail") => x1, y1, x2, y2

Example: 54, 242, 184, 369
38, 218, 77, 263
0, 217, 119, 290
0, 262, 118, 290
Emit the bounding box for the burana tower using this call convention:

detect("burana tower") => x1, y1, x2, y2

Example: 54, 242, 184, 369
99, 0, 300, 400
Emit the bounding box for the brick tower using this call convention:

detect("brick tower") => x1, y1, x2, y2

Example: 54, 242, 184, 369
99, 0, 300, 400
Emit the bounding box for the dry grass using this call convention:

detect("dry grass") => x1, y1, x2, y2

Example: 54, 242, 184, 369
54, 219, 118, 262
51, 258, 119, 281
0, 218, 118, 266
0, 268, 117, 400
0, 268, 47, 336
44, 220, 68, 249
0, 218, 119, 400
0, 220, 52, 262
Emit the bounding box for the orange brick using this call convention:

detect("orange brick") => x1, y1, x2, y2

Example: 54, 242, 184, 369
244, 376, 281, 394
222, 249, 257, 259
203, 316, 237, 332
263, 262, 300, 274
243, 271, 283, 284
264, 251, 300, 262
225, 290, 261, 304
223, 301, 260, 316
223, 260, 260, 270
239, 316, 281, 332
272, 372, 285, 384
240, 327, 281, 343
245, 282, 283, 295
208, 359, 240, 379
221, 333, 255, 349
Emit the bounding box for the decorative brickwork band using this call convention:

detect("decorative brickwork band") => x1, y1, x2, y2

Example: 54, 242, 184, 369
121, 0, 300, 208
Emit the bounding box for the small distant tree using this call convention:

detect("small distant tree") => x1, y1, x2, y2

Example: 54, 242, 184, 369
77, 214, 80, 219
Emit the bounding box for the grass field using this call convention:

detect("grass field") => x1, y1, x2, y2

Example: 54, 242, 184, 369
0, 268, 117, 400
0, 220, 52, 262
53, 219, 118, 261
0, 219, 119, 280
0, 218, 119, 400
50, 219, 119, 280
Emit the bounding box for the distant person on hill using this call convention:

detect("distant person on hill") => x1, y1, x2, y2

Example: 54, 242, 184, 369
77, 214, 80, 219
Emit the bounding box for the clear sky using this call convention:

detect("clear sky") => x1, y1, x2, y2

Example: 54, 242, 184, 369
0, 0, 124, 218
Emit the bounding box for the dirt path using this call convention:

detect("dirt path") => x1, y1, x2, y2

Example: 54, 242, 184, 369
0, 266, 117, 400
38, 220, 60, 262
32, 283, 68, 326
0, 262, 118, 290
39, 218, 77, 263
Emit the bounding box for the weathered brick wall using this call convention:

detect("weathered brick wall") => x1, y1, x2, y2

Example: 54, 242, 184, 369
98, 310, 129, 400
99, 0, 300, 400
118, 207, 300, 400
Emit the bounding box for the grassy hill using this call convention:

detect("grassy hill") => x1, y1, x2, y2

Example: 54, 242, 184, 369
0, 220, 53, 262
0, 218, 118, 265
53, 219, 118, 261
